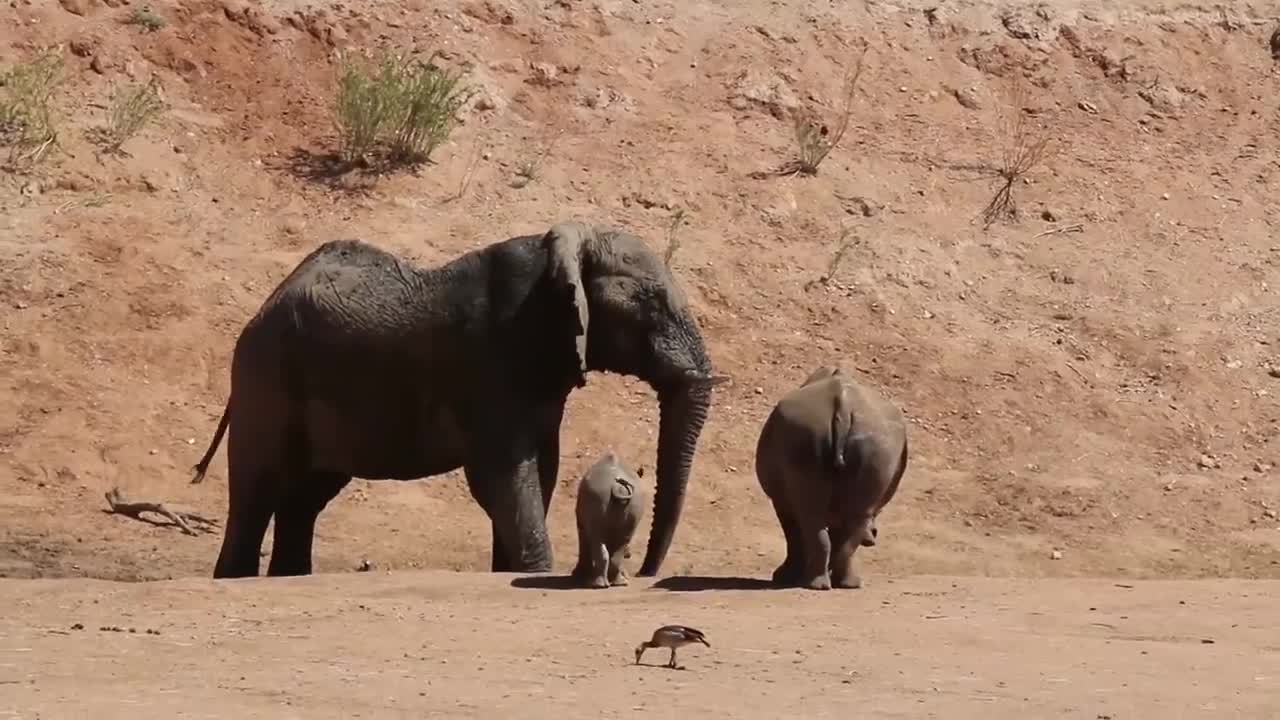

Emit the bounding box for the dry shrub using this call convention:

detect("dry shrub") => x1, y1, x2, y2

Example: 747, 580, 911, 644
787, 44, 869, 176
92, 76, 167, 155
978, 75, 1056, 227
0, 49, 65, 169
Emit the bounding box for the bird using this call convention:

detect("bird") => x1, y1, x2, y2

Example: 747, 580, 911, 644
634, 625, 710, 669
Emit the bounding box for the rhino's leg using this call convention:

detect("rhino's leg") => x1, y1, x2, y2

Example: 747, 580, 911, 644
607, 543, 629, 586
587, 541, 610, 589
765, 493, 803, 585
829, 515, 870, 589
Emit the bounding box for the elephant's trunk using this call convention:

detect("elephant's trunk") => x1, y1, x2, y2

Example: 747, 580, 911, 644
637, 380, 712, 576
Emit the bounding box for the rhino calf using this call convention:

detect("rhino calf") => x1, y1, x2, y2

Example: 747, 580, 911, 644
572, 450, 647, 589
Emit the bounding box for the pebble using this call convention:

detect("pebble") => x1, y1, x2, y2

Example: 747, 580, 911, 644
1050, 550, 1063, 560
1197, 454, 1218, 469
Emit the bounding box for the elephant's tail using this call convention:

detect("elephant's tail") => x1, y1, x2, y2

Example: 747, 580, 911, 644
190, 402, 230, 484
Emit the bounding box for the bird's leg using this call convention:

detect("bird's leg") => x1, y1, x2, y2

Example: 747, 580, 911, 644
668, 647, 678, 668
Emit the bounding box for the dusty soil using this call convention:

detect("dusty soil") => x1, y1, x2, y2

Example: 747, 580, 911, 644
1, 571, 1277, 717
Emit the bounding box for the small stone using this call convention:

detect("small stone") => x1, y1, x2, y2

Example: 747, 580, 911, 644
58, 0, 96, 15
1078, 100, 1098, 113
1264, 509, 1278, 519
754, 387, 764, 395
528, 62, 559, 86
1050, 550, 1062, 560
950, 86, 981, 109
1253, 461, 1271, 473
69, 37, 96, 57
90, 55, 107, 74
1197, 454, 1218, 469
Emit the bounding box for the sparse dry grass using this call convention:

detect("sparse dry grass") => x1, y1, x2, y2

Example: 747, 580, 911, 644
510, 128, 561, 189
333, 50, 475, 171
978, 75, 1057, 227
663, 208, 688, 268
805, 226, 859, 290
90, 76, 167, 155
787, 45, 869, 176
0, 49, 65, 170
126, 6, 167, 32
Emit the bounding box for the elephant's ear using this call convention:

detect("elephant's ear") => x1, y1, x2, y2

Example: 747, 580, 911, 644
544, 221, 592, 385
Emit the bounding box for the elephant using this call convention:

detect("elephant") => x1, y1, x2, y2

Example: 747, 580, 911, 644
189, 219, 728, 579
754, 365, 907, 590
571, 450, 646, 588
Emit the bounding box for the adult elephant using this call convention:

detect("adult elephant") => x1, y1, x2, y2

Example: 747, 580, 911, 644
191, 219, 726, 579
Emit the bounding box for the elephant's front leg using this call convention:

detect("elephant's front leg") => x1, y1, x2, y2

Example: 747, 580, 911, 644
464, 449, 553, 574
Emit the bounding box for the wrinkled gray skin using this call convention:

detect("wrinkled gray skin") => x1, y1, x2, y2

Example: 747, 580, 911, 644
754, 366, 908, 591
191, 220, 726, 579
571, 451, 647, 588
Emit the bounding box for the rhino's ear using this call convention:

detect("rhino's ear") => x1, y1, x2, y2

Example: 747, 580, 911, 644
544, 221, 592, 387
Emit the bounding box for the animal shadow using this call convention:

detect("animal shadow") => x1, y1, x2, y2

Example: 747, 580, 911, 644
649, 575, 779, 592
509, 574, 587, 591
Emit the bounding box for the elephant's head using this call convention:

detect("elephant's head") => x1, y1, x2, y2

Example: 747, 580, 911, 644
545, 220, 727, 576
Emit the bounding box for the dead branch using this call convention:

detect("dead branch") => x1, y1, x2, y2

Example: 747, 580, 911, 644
1034, 223, 1084, 238
104, 487, 220, 536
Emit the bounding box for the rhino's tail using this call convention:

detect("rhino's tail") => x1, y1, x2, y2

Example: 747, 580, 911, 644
829, 384, 853, 471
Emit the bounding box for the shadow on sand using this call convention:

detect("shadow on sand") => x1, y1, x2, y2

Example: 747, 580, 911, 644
648, 575, 780, 592
509, 575, 589, 591
509, 574, 782, 592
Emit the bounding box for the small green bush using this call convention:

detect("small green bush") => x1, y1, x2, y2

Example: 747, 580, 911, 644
94, 76, 167, 154
126, 7, 167, 32
0, 49, 65, 168
333, 50, 475, 168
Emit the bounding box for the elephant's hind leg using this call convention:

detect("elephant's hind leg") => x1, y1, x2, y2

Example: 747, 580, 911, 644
213, 463, 279, 579
267, 471, 350, 577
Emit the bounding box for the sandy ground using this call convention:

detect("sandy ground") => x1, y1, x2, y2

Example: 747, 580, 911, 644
3, 0, 1280, 715
3, 571, 1278, 718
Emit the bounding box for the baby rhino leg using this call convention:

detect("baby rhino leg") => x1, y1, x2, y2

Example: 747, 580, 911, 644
607, 543, 629, 586
587, 541, 610, 589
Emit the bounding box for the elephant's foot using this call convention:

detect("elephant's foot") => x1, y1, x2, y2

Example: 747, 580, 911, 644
771, 559, 802, 586
609, 571, 629, 587
803, 572, 832, 591
588, 575, 610, 589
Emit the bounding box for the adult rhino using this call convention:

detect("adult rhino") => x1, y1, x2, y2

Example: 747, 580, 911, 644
191, 220, 727, 579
